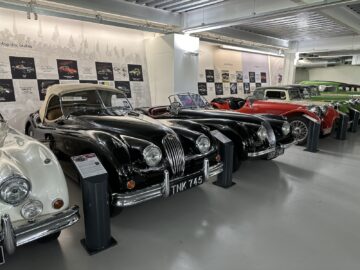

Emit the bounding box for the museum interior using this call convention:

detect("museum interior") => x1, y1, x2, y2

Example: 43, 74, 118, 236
0, 0, 360, 269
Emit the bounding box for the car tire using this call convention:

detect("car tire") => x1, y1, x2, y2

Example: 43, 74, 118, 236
289, 116, 310, 146
37, 231, 61, 243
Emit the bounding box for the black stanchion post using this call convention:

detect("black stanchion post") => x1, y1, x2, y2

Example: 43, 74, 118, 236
305, 118, 321, 153
210, 130, 235, 188
336, 112, 349, 140
350, 110, 359, 133
71, 153, 117, 255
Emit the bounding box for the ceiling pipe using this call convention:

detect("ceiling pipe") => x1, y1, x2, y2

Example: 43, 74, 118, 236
183, 0, 360, 33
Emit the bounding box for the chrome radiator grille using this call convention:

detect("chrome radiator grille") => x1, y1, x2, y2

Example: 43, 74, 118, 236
162, 135, 185, 177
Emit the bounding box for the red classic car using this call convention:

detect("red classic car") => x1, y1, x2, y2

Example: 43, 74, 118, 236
211, 96, 339, 145
59, 66, 78, 75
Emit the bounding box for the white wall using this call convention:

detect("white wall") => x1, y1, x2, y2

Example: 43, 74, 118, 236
308, 65, 360, 84
0, 7, 151, 131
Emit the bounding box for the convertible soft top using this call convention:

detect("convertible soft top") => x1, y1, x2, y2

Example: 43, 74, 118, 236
39, 83, 122, 122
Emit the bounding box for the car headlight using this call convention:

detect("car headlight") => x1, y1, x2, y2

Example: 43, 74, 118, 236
282, 122, 291, 135
21, 200, 43, 220
257, 125, 268, 141
308, 105, 321, 116
0, 176, 31, 205
320, 105, 328, 114
143, 145, 162, 167
196, 135, 211, 154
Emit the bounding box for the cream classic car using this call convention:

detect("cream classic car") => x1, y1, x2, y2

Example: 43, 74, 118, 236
0, 113, 79, 259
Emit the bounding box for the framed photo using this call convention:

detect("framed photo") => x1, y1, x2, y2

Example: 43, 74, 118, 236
96, 62, 114, 81
115, 81, 131, 98
215, 83, 223, 95
9, 56, 36, 79
57, 59, 79, 80
230, 83, 237, 94
205, 69, 214, 83
243, 82, 250, 94
128, 64, 143, 81
221, 70, 230, 83
249, 72, 255, 83
198, 82, 207, 96
261, 72, 267, 83
0, 79, 15, 102
236, 71, 243, 83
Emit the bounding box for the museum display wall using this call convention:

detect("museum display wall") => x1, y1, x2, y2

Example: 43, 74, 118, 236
0, 7, 152, 131
0, 7, 284, 131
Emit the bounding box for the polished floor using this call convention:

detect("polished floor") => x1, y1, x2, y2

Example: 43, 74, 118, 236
4, 133, 360, 270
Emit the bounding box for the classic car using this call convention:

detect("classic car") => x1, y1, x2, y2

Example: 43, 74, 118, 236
25, 84, 223, 212
211, 89, 339, 145
0, 86, 10, 95
129, 68, 141, 76
58, 66, 78, 75
97, 68, 113, 75
12, 64, 34, 74
300, 80, 360, 92
0, 113, 79, 257
137, 93, 295, 166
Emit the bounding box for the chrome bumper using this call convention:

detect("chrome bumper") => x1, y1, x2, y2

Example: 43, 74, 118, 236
279, 140, 297, 149
112, 159, 224, 208
0, 206, 80, 255
247, 147, 276, 157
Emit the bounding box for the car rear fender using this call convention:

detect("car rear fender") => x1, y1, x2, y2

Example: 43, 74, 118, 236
282, 108, 320, 122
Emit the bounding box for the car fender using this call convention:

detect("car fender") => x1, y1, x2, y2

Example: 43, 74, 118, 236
282, 108, 320, 122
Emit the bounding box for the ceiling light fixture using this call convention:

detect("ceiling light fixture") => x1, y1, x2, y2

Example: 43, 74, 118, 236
220, 45, 285, 57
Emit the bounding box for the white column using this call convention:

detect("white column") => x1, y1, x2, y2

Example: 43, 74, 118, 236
145, 34, 199, 106
283, 41, 298, 85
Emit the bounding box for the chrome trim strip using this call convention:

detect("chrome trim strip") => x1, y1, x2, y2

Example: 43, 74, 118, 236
162, 135, 185, 177
279, 140, 297, 149
112, 162, 224, 208
247, 147, 276, 157
303, 114, 320, 123
0, 206, 80, 255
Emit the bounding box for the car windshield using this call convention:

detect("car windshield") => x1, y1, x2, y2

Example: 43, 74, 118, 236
288, 89, 302, 100
190, 94, 209, 107
61, 89, 132, 117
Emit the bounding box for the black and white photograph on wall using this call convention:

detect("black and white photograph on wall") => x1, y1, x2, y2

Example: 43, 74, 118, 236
115, 81, 131, 98
243, 82, 250, 94
96, 62, 114, 81
256, 83, 262, 88
198, 82, 207, 96
205, 69, 214, 83
0, 79, 15, 102
128, 64, 143, 81
236, 71, 243, 83
9, 56, 36, 79
221, 70, 230, 83
230, 83, 237, 94
37, 80, 59, 100
79, 80, 98, 84
215, 83, 223, 95
261, 72, 267, 83
249, 72, 255, 83
57, 59, 79, 80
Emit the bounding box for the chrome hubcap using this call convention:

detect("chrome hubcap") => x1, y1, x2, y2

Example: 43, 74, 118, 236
290, 120, 308, 142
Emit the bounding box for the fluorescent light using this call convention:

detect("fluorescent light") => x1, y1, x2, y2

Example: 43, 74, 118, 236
183, 25, 225, 34
220, 45, 284, 57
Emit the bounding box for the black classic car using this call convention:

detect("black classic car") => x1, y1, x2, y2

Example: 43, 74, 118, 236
25, 84, 223, 211
136, 93, 295, 167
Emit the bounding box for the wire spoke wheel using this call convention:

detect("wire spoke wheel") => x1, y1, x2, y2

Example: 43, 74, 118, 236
290, 120, 308, 144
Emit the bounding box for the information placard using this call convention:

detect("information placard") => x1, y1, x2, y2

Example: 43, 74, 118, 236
71, 153, 107, 179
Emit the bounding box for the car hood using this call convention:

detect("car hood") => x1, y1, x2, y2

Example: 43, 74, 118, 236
178, 108, 286, 126
76, 113, 174, 144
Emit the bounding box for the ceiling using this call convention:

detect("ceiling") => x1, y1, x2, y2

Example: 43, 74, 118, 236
124, 0, 227, 13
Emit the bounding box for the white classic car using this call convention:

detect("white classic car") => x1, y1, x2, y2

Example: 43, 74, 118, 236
0, 113, 79, 258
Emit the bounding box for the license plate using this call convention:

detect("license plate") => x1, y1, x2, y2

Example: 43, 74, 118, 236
0, 246, 4, 265
170, 174, 204, 196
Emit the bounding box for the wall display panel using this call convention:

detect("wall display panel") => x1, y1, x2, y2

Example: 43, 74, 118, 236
230, 83, 237, 94
0, 79, 15, 102
198, 82, 207, 96
57, 59, 79, 80
0, 8, 151, 131
205, 69, 214, 83
128, 64, 143, 82
96, 62, 114, 81
9, 56, 37, 79
236, 71, 243, 83
243, 83, 250, 94
269, 56, 284, 86
221, 70, 230, 83
215, 83, 223, 95
115, 81, 131, 98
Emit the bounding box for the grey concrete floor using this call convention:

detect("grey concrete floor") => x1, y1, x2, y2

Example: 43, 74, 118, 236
4, 133, 360, 270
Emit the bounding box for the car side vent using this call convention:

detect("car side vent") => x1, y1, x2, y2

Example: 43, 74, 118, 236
162, 135, 185, 177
